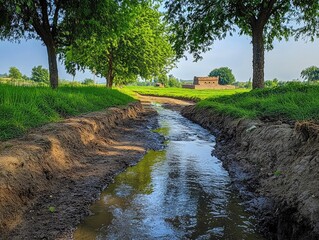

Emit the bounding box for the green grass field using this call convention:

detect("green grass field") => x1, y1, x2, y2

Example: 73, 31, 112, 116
197, 83, 319, 121
124, 86, 248, 101
2, 83, 318, 141
124, 84, 319, 122
0, 85, 135, 140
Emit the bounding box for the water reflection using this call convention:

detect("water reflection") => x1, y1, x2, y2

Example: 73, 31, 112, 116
74, 106, 264, 240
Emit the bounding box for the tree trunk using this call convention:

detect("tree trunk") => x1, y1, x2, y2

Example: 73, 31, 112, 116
252, 28, 265, 89
46, 43, 59, 89
107, 71, 114, 88
106, 53, 114, 88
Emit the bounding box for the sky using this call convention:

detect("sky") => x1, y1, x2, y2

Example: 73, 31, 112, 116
0, 34, 319, 83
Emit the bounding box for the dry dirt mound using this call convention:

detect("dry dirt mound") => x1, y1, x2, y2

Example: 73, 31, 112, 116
0, 102, 163, 239
182, 105, 319, 240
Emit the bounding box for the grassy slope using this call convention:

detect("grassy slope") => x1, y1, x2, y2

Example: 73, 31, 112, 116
125, 84, 319, 122
125, 86, 248, 101
0, 85, 135, 140
197, 84, 319, 121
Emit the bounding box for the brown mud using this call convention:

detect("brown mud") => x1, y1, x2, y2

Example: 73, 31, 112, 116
0, 102, 165, 239
182, 105, 319, 240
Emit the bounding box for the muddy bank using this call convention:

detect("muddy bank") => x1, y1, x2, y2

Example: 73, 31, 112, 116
0, 102, 163, 239
182, 105, 319, 240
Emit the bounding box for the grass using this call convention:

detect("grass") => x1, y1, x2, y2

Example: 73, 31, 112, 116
197, 83, 319, 121
0, 84, 135, 141
124, 86, 248, 101
2, 83, 317, 141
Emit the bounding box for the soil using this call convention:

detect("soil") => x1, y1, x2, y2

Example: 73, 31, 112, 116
182, 105, 319, 240
0, 96, 193, 240
137, 94, 194, 111
0, 102, 165, 240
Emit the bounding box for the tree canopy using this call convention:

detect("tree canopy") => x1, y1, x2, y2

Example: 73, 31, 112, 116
31, 65, 49, 83
9, 67, 22, 80
165, 0, 319, 89
209, 67, 236, 85
168, 75, 182, 88
63, 3, 174, 88
82, 78, 95, 85
0, 0, 80, 88
301, 66, 319, 82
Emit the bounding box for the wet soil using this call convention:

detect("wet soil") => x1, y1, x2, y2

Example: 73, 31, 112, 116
0, 102, 164, 239
182, 105, 319, 240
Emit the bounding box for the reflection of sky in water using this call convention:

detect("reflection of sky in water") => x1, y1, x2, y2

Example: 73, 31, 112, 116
74, 106, 264, 240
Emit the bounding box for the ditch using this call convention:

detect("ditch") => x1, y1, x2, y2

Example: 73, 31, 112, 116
73, 105, 264, 239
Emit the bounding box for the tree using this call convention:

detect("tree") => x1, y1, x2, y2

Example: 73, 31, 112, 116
82, 78, 95, 85
31, 65, 49, 83
63, 3, 175, 88
22, 75, 30, 81
0, 1, 83, 88
8, 67, 22, 80
301, 66, 319, 82
209, 67, 236, 85
168, 74, 181, 87
156, 74, 169, 87
264, 78, 279, 88
165, 1, 319, 89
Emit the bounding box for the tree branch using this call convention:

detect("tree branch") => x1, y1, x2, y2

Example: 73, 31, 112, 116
29, 1, 47, 41
259, 0, 277, 26
52, 0, 60, 37
39, 0, 51, 34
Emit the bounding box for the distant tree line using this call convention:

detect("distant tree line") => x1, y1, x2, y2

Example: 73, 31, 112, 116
0, 66, 103, 86
212, 65, 319, 89
0, 66, 50, 84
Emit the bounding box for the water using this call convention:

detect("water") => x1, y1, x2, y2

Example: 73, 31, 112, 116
74, 106, 264, 240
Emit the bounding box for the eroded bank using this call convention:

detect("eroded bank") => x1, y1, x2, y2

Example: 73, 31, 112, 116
0, 102, 163, 239
182, 105, 319, 240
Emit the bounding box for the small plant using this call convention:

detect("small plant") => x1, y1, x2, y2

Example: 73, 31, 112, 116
274, 170, 282, 176
48, 206, 56, 213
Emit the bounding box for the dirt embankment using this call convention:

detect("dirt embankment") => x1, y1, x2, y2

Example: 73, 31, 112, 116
182, 105, 319, 240
0, 102, 163, 239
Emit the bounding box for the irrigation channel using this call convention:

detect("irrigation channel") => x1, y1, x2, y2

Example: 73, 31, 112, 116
74, 104, 264, 239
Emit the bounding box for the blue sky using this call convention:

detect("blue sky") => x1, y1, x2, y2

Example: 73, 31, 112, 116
0, 34, 318, 82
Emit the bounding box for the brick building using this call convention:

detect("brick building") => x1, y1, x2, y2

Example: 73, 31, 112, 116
182, 76, 235, 89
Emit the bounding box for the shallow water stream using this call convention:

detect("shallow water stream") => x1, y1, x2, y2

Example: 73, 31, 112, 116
74, 105, 263, 239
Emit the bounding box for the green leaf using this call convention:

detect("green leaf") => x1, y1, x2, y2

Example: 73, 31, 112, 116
48, 206, 56, 213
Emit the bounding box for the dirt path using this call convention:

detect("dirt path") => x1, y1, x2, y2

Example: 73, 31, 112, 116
137, 94, 194, 111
